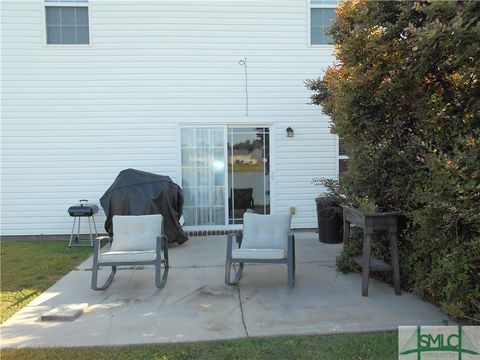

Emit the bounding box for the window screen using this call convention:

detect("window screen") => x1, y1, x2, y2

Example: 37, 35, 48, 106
311, 8, 336, 45
46, 3, 89, 44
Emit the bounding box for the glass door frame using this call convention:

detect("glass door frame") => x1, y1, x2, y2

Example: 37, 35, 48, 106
178, 124, 274, 231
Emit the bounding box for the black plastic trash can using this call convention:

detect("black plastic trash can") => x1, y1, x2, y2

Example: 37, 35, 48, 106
315, 196, 343, 244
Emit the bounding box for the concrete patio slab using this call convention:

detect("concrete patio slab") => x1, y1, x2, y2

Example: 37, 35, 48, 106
238, 263, 448, 337
0, 233, 451, 348
1, 267, 245, 347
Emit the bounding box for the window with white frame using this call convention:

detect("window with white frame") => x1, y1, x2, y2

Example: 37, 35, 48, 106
45, 0, 89, 44
338, 137, 349, 177
310, 0, 338, 45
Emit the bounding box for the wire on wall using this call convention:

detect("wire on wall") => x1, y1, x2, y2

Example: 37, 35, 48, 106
239, 58, 248, 117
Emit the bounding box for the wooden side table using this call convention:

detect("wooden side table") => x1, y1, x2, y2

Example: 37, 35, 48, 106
342, 206, 402, 296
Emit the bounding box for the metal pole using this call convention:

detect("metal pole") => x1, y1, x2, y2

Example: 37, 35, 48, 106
69, 216, 77, 247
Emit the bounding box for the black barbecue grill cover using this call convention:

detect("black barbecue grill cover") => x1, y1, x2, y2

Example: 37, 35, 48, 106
100, 169, 188, 245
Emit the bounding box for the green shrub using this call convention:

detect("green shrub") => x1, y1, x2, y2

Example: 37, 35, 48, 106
316, 179, 345, 217
308, 0, 480, 323
336, 244, 358, 274
355, 197, 378, 214
336, 228, 362, 273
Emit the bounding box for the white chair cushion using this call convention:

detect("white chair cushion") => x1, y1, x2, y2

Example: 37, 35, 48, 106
241, 213, 291, 250
232, 248, 287, 260
110, 214, 163, 252
99, 250, 156, 264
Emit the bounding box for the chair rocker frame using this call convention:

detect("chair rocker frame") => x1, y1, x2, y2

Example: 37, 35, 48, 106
224, 232, 296, 288
91, 235, 169, 291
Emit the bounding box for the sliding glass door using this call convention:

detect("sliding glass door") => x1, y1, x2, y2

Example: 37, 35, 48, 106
228, 127, 270, 224
181, 128, 226, 226
181, 126, 270, 227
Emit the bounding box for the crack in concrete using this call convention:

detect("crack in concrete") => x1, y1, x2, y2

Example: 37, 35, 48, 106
102, 270, 137, 344
233, 264, 249, 337
237, 285, 249, 337
105, 309, 114, 345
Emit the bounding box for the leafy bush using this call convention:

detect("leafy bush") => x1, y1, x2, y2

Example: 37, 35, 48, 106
336, 228, 362, 273
308, 0, 480, 323
336, 243, 359, 274
355, 197, 378, 214
316, 179, 345, 217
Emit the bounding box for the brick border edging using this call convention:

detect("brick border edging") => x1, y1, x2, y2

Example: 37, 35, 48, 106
185, 229, 239, 237
184, 228, 316, 237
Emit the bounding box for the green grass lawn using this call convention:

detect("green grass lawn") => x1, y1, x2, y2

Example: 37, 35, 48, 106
0, 332, 398, 360
0, 241, 92, 323
0, 240, 398, 359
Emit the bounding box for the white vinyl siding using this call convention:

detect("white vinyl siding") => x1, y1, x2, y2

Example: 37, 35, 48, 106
1, 0, 336, 235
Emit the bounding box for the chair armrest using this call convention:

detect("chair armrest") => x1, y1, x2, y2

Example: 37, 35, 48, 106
93, 236, 112, 264
94, 236, 112, 242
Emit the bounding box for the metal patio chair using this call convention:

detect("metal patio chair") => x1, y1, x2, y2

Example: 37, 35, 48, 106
91, 214, 169, 291
225, 212, 295, 288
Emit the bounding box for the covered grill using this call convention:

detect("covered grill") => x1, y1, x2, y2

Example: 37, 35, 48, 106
100, 168, 188, 245
67, 200, 99, 247
68, 203, 99, 217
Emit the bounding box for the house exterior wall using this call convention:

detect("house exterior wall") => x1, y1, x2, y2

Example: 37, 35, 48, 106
1, 0, 336, 236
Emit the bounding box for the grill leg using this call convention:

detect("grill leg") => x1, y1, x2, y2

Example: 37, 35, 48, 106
68, 217, 77, 247
76, 217, 81, 244
69, 211, 98, 247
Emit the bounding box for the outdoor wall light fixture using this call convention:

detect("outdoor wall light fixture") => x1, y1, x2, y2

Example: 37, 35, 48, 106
286, 127, 294, 138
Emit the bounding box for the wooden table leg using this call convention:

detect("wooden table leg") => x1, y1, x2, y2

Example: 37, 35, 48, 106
343, 217, 350, 245
362, 232, 373, 296
389, 230, 401, 295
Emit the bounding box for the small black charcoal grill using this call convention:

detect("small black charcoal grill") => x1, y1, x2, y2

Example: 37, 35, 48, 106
68, 199, 99, 247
